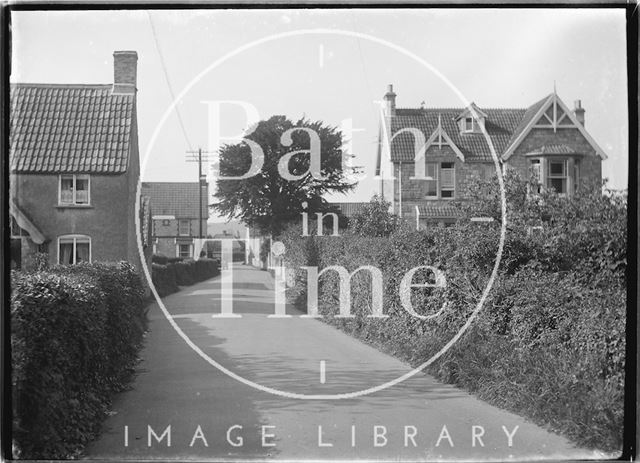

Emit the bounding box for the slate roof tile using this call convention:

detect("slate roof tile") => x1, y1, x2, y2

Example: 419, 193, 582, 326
416, 204, 461, 218
10, 84, 134, 173
142, 182, 209, 220
332, 202, 369, 218
388, 94, 555, 163
525, 144, 576, 156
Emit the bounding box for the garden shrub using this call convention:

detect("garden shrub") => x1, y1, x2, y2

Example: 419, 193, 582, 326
281, 175, 626, 451
151, 263, 179, 297
150, 258, 220, 296
11, 262, 146, 459
151, 254, 169, 265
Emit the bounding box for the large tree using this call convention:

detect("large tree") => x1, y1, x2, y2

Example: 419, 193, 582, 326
212, 115, 356, 236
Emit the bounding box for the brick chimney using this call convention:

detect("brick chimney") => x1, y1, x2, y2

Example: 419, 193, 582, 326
573, 100, 585, 127
113, 50, 138, 94
384, 84, 396, 117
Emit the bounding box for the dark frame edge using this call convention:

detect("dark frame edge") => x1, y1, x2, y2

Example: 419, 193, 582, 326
2, 2, 11, 461
623, 3, 639, 461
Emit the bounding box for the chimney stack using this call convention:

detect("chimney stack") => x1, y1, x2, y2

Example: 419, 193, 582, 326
384, 84, 396, 117
113, 50, 138, 94
573, 100, 585, 127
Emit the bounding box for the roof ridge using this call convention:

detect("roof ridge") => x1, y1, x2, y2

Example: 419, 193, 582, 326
396, 106, 528, 112
11, 83, 113, 89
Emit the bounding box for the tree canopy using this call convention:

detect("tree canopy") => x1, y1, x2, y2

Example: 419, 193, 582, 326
212, 115, 356, 236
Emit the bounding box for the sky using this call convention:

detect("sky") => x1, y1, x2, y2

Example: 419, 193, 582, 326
11, 8, 628, 221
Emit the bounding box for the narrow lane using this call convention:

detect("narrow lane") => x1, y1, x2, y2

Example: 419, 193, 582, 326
85, 264, 602, 460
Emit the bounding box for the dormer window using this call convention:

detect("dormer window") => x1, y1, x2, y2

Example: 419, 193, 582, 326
457, 103, 486, 134
463, 117, 475, 132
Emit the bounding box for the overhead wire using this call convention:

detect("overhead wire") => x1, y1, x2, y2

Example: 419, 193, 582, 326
147, 11, 194, 152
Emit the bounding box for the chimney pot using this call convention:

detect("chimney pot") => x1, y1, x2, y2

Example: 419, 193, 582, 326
113, 50, 138, 94
384, 84, 397, 117
573, 99, 585, 126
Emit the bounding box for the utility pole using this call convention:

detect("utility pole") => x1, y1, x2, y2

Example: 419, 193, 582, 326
186, 149, 212, 241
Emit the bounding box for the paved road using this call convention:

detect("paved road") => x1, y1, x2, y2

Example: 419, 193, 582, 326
85, 264, 602, 461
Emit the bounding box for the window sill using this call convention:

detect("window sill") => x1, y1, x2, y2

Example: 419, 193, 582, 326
56, 204, 93, 209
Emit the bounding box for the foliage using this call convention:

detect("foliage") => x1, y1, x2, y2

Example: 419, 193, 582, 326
281, 174, 627, 451
151, 263, 179, 297
151, 258, 220, 296
212, 115, 356, 236
11, 262, 146, 459
349, 195, 401, 237
152, 254, 169, 265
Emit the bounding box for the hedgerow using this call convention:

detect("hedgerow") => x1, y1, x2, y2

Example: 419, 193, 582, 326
11, 262, 146, 459
151, 257, 220, 296
281, 174, 626, 451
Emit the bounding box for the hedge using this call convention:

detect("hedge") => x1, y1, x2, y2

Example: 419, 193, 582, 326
11, 262, 146, 459
281, 178, 626, 452
151, 257, 220, 297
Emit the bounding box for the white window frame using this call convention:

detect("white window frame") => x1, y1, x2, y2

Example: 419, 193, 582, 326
440, 162, 455, 199
461, 117, 479, 133
178, 219, 190, 236
529, 158, 543, 194
57, 234, 91, 264
177, 243, 192, 258
547, 159, 569, 196
425, 162, 439, 199
58, 174, 90, 206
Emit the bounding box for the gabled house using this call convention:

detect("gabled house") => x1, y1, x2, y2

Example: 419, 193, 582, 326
376, 85, 607, 227
141, 182, 209, 259
9, 51, 151, 270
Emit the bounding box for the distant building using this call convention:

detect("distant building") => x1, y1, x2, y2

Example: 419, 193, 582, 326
142, 182, 209, 258
9, 51, 151, 271
331, 202, 369, 220
376, 85, 606, 227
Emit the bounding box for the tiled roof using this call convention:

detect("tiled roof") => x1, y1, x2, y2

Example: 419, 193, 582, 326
332, 202, 369, 218
416, 204, 461, 218
504, 94, 552, 150
142, 182, 209, 220
390, 107, 526, 162
388, 95, 558, 163
525, 144, 576, 156
10, 84, 135, 173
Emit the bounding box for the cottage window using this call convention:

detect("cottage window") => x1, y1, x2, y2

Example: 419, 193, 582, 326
529, 159, 543, 194
547, 160, 568, 195
178, 243, 192, 258
59, 175, 90, 205
58, 235, 91, 264
425, 163, 438, 198
440, 162, 455, 198
178, 219, 190, 236
424, 162, 455, 199
573, 160, 580, 193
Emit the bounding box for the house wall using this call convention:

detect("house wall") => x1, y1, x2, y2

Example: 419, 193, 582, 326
12, 172, 131, 266
151, 217, 205, 258
126, 106, 149, 271
506, 127, 602, 187
393, 145, 494, 212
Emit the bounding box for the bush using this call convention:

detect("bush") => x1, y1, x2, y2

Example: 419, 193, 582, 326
11, 262, 146, 459
281, 176, 626, 451
150, 258, 220, 296
151, 263, 179, 297
151, 254, 169, 265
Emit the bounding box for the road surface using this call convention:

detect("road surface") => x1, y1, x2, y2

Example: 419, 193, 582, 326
85, 264, 601, 461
